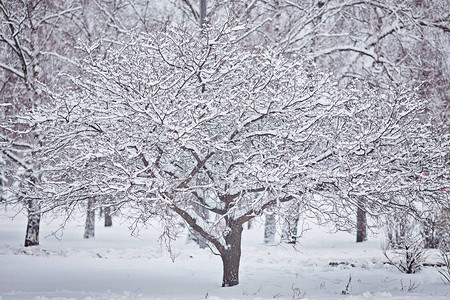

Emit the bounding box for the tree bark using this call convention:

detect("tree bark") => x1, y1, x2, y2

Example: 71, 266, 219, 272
281, 202, 300, 243
220, 224, 243, 287
247, 219, 253, 230
187, 205, 209, 249
171, 204, 247, 287
200, 0, 207, 28
0, 176, 3, 202
84, 198, 95, 239
264, 213, 276, 244
24, 199, 40, 247
356, 200, 367, 243
104, 206, 112, 227
281, 214, 299, 244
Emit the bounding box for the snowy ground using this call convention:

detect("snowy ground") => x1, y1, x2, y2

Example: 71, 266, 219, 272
0, 210, 449, 300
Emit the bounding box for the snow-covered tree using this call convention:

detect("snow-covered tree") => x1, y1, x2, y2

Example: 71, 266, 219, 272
264, 213, 277, 245
180, 0, 449, 242
25, 16, 448, 286
1, 0, 169, 245
272, 0, 449, 241
0, 0, 84, 246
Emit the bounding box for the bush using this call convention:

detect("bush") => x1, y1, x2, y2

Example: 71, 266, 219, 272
384, 212, 427, 274
383, 236, 427, 274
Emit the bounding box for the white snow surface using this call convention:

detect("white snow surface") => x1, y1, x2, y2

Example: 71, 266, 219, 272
0, 212, 449, 300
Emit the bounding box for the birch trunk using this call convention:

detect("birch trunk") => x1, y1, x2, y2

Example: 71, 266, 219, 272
264, 213, 276, 244
84, 198, 95, 239
281, 214, 299, 244
24, 199, 40, 247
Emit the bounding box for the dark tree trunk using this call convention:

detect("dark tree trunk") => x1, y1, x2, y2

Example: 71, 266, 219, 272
356, 200, 367, 243
104, 206, 112, 227
220, 224, 243, 287
264, 213, 276, 244
84, 198, 95, 239
0, 176, 3, 202
171, 203, 248, 287
24, 199, 40, 247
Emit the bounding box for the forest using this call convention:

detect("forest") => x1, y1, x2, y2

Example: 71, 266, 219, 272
1, 0, 449, 298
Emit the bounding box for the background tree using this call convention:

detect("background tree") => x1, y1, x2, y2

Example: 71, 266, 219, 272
0, 0, 83, 246
1, 0, 168, 245
267, 0, 449, 241
173, 1, 449, 242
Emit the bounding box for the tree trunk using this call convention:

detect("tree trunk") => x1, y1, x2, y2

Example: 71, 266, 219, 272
220, 224, 243, 287
187, 205, 209, 249
422, 218, 436, 248
264, 213, 276, 244
200, 0, 207, 28
247, 219, 253, 230
189, 204, 209, 249
24, 199, 40, 247
0, 176, 3, 202
84, 198, 95, 239
281, 202, 300, 243
281, 214, 299, 244
356, 200, 367, 243
188, 230, 208, 249
104, 206, 112, 227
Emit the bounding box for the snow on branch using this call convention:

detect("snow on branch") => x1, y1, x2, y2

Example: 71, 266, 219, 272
23, 20, 448, 253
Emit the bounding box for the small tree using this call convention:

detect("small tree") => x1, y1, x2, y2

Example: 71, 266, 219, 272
383, 234, 427, 274
383, 207, 434, 274
1, 0, 167, 246
0, 0, 78, 246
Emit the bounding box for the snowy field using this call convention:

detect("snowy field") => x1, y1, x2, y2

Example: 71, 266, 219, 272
0, 211, 449, 300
